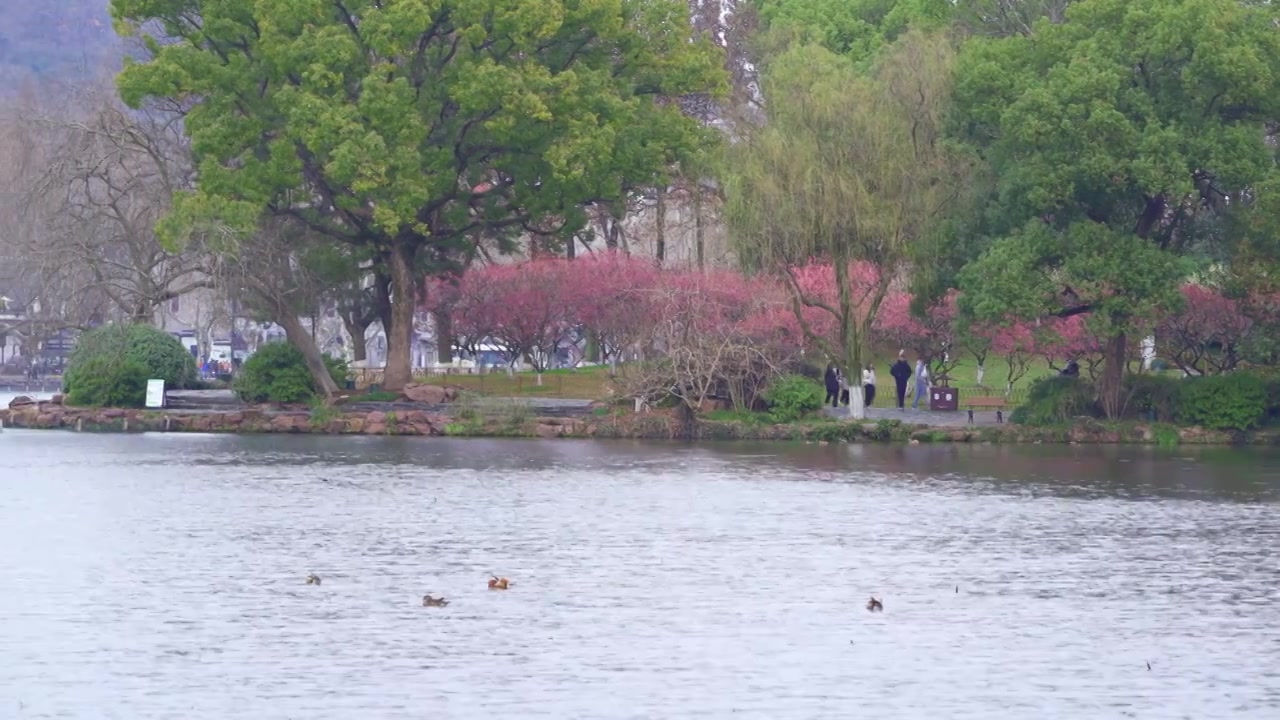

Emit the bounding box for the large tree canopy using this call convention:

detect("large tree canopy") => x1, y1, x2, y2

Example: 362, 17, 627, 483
110, 0, 725, 389
952, 0, 1280, 416
724, 29, 969, 418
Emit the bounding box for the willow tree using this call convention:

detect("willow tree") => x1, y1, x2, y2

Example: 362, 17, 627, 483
724, 30, 969, 418
111, 0, 724, 390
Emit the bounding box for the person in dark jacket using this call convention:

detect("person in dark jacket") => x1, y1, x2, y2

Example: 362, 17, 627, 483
889, 350, 912, 410
824, 363, 840, 408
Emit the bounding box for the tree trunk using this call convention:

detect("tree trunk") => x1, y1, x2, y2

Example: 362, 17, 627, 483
373, 267, 393, 348
694, 187, 706, 270
384, 240, 418, 391
435, 307, 454, 364
278, 312, 340, 400
343, 314, 369, 362
654, 187, 667, 266
1101, 331, 1127, 419
834, 257, 867, 420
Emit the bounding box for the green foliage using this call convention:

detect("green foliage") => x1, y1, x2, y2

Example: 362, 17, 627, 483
1009, 376, 1096, 426
235, 342, 346, 404
724, 30, 971, 381
952, 0, 1280, 415
357, 390, 402, 403
755, 0, 953, 62
1126, 375, 1183, 422
762, 375, 826, 422
806, 421, 861, 443
1179, 374, 1268, 431
867, 418, 905, 441
111, 0, 725, 255
1152, 423, 1181, 449
64, 357, 150, 408
308, 396, 340, 427
65, 324, 197, 395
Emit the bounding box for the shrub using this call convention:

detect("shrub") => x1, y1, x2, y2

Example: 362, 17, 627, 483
1009, 376, 1097, 426
235, 342, 346, 403
64, 357, 150, 408
762, 374, 825, 423
65, 324, 196, 396
1125, 374, 1183, 422
1178, 373, 1267, 431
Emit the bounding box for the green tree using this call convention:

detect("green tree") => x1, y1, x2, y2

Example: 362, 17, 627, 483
111, 0, 725, 390
724, 30, 970, 419
754, 0, 952, 62
952, 0, 1280, 417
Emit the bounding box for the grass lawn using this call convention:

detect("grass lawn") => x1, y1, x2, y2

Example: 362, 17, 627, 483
396, 356, 1061, 405
412, 365, 618, 399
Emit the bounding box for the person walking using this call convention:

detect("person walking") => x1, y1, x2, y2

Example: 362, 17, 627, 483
824, 363, 840, 408
862, 364, 877, 409
890, 351, 912, 409
912, 358, 930, 410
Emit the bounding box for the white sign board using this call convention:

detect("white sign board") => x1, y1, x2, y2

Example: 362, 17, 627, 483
145, 379, 166, 408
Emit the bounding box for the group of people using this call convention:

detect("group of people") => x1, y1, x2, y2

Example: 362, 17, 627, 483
200, 358, 235, 378
824, 351, 932, 411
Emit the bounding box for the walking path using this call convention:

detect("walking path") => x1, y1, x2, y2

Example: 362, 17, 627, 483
821, 405, 1005, 427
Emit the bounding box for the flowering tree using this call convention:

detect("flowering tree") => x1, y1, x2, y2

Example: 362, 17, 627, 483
1035, 315, 1105, 379
424, 273, 495, 362
433, 259, 576, 382
567, 253, 661, 372
988, 320, 1038, 392
874, 290, 962, 381
777, 260, 889, 413
623, 270, 797, 419
1156, 285, 1253, 375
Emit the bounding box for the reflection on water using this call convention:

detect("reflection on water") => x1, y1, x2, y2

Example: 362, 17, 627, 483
1, 432, 1279, 719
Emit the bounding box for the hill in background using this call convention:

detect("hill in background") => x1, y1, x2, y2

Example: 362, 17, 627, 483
0, 0, 121, 91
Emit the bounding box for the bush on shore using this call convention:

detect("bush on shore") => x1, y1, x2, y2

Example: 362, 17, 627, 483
1012, 371, 1279, 431
762, 374, 826, 422
234, 341, 346, 403
63, 324, 197, 405
64, 357, 151, 408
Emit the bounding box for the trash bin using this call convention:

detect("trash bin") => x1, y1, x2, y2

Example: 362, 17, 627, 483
929, 385, 958, 412
345, 379, 355, 391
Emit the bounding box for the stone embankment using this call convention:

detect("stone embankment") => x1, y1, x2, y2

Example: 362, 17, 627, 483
2, 388, 1273, 445
0, 385, 595, 439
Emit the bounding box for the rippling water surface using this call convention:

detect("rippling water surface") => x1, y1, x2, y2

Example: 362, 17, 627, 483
1, 430, 1279, 719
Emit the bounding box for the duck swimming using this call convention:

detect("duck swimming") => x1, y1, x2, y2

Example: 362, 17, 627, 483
306, 574, 322, 586
866, 596, 883, 612
488, 575, 510, 590
423, 595, 450, 607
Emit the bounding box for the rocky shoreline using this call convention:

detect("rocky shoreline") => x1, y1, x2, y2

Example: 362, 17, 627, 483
3, 394, 1277, 446
0, 394, 593, 438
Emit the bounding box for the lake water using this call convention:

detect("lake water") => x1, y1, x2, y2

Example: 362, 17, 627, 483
1, 430, 1279, 719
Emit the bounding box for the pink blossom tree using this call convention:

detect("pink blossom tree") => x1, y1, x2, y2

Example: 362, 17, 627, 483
435, 259, 576, 383
567, 252, 661, 372
770, 260, 890, 418
623, 269, 798, 414
874, 290, 962, 381
1035, 315, 1105, 379
988, 319, 1038, 392
1156, 284, 1253, 375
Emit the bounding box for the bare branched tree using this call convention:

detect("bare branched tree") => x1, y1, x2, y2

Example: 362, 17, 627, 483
10, 83, 213, 328
212, 219, 361, 400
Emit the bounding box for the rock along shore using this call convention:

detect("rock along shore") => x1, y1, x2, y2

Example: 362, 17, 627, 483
3, 394, 1277, 446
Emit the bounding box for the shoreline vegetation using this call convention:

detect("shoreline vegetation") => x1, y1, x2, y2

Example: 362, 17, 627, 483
4, 393, 1273, 448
